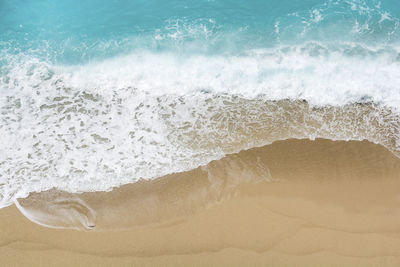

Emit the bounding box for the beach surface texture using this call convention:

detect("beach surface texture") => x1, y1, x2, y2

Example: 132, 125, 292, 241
1, 0, 400, 265
2, 139, 400, 266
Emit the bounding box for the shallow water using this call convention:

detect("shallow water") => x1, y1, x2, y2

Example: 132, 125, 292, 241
16, 139, 400, 230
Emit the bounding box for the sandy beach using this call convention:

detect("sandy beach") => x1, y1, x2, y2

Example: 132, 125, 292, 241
2, 0, 400, 265
1, 139, 400, 266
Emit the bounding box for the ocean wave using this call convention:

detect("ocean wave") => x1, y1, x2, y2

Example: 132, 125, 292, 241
2, 43, 400, 105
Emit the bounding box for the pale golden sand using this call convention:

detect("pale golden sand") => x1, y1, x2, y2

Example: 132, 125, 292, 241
1, 139, 400, 266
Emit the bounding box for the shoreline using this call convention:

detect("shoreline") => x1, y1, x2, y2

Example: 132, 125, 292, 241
2, 139, 400, 266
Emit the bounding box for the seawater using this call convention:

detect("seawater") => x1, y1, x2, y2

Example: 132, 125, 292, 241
0, 0, 400, 207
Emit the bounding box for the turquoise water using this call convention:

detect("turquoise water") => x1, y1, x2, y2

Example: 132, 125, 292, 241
0, 0, 400, 207
1, 0, 399, 63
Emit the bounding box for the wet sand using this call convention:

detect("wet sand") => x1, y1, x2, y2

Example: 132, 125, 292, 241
1, 139, 400, 266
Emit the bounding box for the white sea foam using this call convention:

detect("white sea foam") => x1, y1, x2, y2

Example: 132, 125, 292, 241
1, 42, 400, 207
59, 43, 400, 106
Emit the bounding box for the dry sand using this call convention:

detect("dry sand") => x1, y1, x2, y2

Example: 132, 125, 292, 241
1, 139, 400, 266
